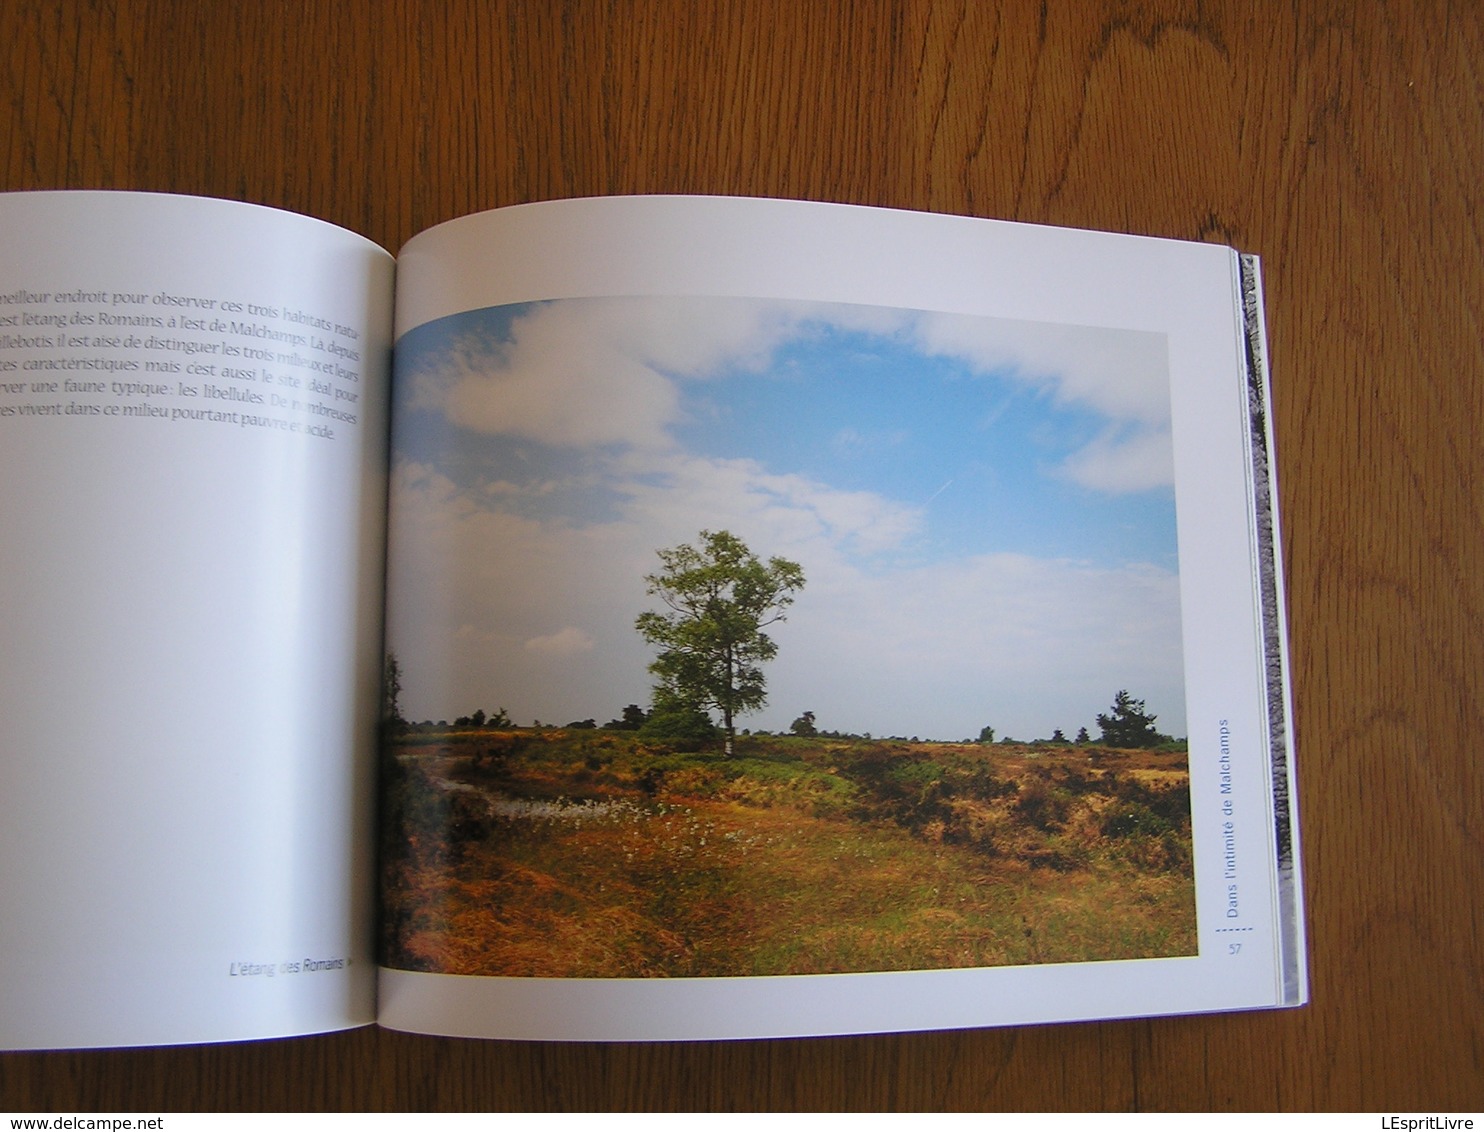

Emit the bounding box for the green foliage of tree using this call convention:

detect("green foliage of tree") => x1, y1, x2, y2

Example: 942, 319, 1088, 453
382, 653, 405, 729
453, 706, 511, 729
603, 704, 650, 730
1096, 690, 1161, 748
790, 710, 818, 737
636, 530, 805, 755
638, 693, 720, 750
1076, 726, 1091, 744
977, 725, 995, 744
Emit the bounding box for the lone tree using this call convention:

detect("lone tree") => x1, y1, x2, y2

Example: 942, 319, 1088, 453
381, 653, 406, 731
1096, 689, 1161, 748
636, 530, 805, 755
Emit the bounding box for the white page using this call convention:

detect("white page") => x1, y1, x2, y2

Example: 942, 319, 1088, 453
0, 192, 392, 1049
380, 196, 1303, 1041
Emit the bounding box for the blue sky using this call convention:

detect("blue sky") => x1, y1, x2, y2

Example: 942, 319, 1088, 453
671, 322, 1178, 570
386, 295, 1187, 741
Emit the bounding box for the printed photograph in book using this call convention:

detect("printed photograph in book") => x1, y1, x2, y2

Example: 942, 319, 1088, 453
379, 295, 1196, 978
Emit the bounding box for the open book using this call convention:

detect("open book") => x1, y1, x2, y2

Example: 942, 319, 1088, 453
0, 192, 1305, 1049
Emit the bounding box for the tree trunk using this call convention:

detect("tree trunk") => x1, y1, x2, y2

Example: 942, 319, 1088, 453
723, 642, 735, 755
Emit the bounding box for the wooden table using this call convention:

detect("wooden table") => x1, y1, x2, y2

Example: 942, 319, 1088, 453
3, 0, 1480, 1112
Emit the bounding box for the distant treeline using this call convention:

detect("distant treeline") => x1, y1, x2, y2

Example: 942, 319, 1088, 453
386, 650, 1183, 752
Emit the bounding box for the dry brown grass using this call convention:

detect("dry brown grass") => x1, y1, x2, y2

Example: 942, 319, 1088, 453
380, 732, 1195, 978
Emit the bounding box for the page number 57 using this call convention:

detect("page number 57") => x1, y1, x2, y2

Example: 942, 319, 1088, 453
1228, 942, 1242, 955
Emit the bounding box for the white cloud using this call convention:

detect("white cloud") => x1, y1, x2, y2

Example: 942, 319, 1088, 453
763, 550, 1185, 740
610, 451, 923, 559
384, 296, 1183, 732
409, 297, 1171, 493
405, 297, 922, 451
385, 455, 1185, 738
910, 311, 1172, 490
411, 298, 815, 450
912, 312, 1170, 424
1059, 425, 1175, 493
384, 460, 656, 722
524, 627, 595, 656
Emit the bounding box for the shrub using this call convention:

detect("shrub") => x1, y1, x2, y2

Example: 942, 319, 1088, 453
639, 704, 719, 751
1014, 777, 1069, 831
1101, 800, 1173, 839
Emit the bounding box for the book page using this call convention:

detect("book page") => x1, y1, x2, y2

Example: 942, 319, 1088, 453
0, 192, 392, 1049
379, 196, 1302, 1040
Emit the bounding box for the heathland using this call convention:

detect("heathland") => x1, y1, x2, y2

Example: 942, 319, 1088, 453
379, 729, 1195, 978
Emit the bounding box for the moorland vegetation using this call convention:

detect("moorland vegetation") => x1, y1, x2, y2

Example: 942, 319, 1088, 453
379, 727, 1194, 978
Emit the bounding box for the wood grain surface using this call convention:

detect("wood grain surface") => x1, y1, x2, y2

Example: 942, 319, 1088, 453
2, 0, 1481, 1112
